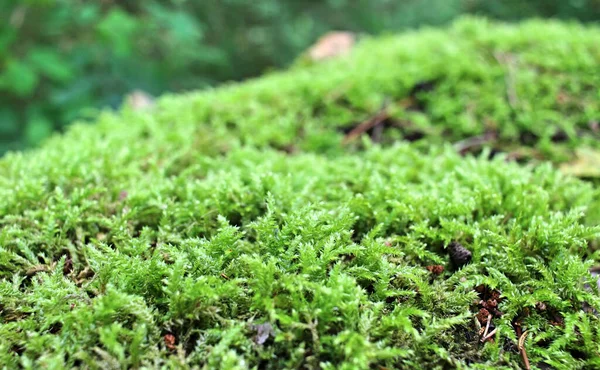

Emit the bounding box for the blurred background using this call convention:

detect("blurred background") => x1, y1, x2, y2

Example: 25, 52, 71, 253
1, 0, 600, 154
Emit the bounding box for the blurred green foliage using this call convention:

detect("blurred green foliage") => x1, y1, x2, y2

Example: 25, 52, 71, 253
1, 0, 600, 153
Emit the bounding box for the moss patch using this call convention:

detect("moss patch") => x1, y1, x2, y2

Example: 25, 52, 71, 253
1, 17, 600, 369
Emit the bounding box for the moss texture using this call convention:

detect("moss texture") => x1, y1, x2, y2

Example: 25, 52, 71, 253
1, 18, 600, 369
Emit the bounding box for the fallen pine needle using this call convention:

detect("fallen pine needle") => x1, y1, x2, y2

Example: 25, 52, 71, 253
518, 330, 531, 370
482, 314, 492, 339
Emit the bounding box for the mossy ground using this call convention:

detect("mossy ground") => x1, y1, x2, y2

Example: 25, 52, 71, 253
1, 18, 600, 369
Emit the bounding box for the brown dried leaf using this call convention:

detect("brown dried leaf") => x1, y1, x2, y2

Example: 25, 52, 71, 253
308, 31, 355, 61
164, 334, 176, 350
425, 265, 444, 275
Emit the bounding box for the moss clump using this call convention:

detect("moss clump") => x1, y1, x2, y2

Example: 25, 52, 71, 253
1, 17, 600, 369
150, 17, 600, 164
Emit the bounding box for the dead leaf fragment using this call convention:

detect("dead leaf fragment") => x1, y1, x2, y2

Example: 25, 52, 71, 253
559, 148, 600, 178
26, 264, 50, 276
308, 31, 355, 61
76, 266, 94, 280
426, 265, 444, 275
164, 334, 176, 350
126, 90, 155, 111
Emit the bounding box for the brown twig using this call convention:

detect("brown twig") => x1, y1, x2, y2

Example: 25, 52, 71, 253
342, 100, 390, 145
453, 131, 497, 155
482, 314, 492, 339
480, 328, 497, 342
518, 330, 531, 370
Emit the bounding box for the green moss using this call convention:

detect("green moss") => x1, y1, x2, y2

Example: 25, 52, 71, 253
151, 16, 600, 163
1, 17, 600, 369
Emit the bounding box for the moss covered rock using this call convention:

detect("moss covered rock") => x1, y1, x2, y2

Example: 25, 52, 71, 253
1, 18, 600, 369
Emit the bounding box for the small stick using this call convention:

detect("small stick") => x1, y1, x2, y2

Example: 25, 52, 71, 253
518, 330, 531, 370
480, 328, 497, 342
482, 314, 492, 339
342, 99, 390, 144
453, 131, 497, 155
